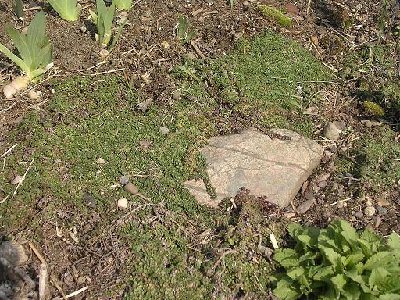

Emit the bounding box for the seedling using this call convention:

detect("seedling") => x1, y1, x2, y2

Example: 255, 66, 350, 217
14, 0, 24, 19
47, 0, 81, 21
0, 11, 53, 98
114, 0, 133, 11
177, 16, 194, 44
90, 0, 127, 50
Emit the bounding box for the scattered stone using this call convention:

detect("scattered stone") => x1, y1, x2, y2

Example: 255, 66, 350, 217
28, 89, 41, 100
0, 241, 28, 266
376, 206, 388, 215
83, 192, 96, 208
184, 128, 323, 208
354, 211, 363, 219
139, 140, 152, 150
284, 212, 296, 219
161, 41, 170, 49
377, 197, 390, 207
137, 98, 152, 112
96, 158, 106, 164
80, 26, 87, 33
119, 175, 130, 186
365, 197, 373, 207
296, 199, 315, 214
124, 182, 139, 195
172, 90, 181, 100
160, 126, 170, 135
324, 121, 345, 141
286, 3, 299, 16
11, 175, 23, 185
99, 48, 110, 58
117, 198, 128, 209
364, 205, 376, 217
361, 119, 381, 128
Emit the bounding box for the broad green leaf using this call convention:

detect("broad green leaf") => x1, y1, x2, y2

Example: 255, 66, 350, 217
47, 0, 80, 21
320, 247, 342, 268
312, 266, 334, 280
338, 220, 359, 245
360, 228, 383, 255
287, 223, 303, 238
369, 267, 389, 290
274, 248, 299, 268
273, 278, 300, 300
287, 267, 305, 280
387, 232, 400, 250
341, 282, 362, 300
344, 252, 365, 267
364, 252, 392, 270
330, 273, 347, 294
379, 295, 400, 300
27, 11, 47, 48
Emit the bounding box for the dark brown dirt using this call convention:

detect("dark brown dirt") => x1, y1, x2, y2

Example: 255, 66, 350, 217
1, 0, 400, 298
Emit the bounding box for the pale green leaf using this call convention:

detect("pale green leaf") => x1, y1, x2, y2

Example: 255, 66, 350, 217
273, 278, 300, 300
47, 0, 80, 21
114, 0, 133, 10
387, 232, 400, 250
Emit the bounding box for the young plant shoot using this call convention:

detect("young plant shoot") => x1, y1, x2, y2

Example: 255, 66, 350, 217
90, 0, 127, 50
47, 0, 81, 22
114, 0, 133, 11
0, 11, 53, 98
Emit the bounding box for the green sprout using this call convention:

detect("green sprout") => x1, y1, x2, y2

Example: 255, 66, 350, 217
47, 0, 81, 22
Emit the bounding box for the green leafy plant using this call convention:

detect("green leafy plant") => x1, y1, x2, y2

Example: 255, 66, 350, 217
91, 0, 126, 49
273, 220, 400, 300
114, 0, 133, 11
47, 0, 81, 21
177, 16, 194, 44
0, 11, 52, 81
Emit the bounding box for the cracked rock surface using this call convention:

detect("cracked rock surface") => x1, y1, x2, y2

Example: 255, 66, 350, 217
185, 128, 322, 208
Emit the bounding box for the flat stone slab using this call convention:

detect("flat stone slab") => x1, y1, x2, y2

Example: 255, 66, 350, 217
185, 128, 322, 208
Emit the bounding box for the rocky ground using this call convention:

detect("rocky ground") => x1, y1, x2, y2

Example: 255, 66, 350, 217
0, 0, 399, 298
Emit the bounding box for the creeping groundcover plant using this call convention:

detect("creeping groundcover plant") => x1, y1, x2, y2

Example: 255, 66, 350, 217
272, 220, 400, 300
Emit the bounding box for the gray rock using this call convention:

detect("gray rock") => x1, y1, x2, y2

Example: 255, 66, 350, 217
324, 121, 345, 141
185, 128, 322, 208
0, 241, 28, 266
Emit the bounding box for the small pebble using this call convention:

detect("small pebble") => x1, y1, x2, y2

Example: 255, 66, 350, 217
376, 206, 388, 215
119, 175, 130, 186
80, 26, 87, 33
324, 122, 343, 141
296, 199, 315, 214
28, 90, 41, 99
377, 197, 390, 207
364, 206, 376, 217
83, 192, 96, 208
160, 126, 170, 135
354, 211, 363, 219
172, 90, 181, 100
11, 175, 23, 185
124, 182, 139, 195
97, 158, 106, 164
117, 198, 128, 209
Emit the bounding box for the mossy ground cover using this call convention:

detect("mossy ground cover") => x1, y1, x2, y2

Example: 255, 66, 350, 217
0, 31, 339, 297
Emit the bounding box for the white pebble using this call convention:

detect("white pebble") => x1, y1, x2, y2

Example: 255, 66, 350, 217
117, 198, 128, 209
